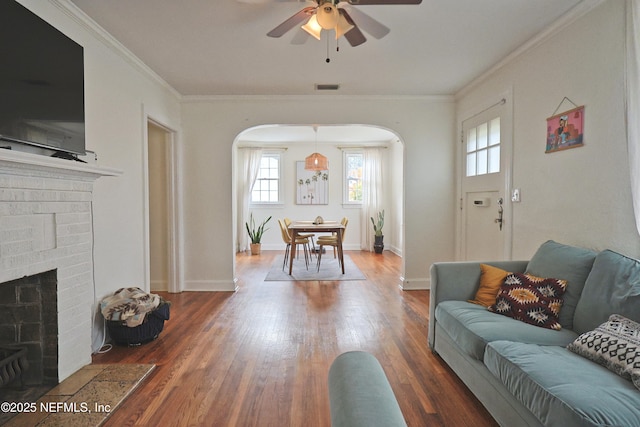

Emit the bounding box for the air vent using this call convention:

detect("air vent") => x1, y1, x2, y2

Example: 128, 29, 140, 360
315, 84, 340, 91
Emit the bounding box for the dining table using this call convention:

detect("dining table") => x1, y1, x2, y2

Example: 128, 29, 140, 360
287, 221, 345, 275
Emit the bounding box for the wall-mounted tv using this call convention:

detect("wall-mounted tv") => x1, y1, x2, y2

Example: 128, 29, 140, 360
0, 0, 85, 157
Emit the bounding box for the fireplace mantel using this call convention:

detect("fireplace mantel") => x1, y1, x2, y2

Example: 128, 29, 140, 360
0, 149, 121, 179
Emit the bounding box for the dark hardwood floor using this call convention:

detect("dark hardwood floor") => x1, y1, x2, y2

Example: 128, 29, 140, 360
93, 250, 497, 427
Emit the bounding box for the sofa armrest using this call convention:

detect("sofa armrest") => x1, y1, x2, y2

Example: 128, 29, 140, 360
428, 260, 528, 349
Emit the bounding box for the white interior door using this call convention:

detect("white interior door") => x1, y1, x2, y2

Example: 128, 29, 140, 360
460, 98, 512, 261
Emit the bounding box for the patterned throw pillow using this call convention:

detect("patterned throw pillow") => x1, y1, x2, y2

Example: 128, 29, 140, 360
567, 314, 640, 390
488, 273, 567, 330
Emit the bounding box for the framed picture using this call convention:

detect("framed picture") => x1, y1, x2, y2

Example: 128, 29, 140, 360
296, 161, 328, 205
546, 106, 584, 153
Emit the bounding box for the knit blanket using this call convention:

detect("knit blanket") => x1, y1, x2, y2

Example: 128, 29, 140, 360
100, 287, 161, 327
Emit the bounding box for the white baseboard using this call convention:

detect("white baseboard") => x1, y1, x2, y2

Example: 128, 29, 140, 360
399, 276, 430, 290
183, 279, 238, 292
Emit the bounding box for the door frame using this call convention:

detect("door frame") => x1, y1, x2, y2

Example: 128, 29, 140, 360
144, 115, 184, 293
456, 91, 514, 261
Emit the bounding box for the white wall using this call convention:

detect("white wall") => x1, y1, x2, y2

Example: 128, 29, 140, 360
181, 96, 455, 291
19, 1, 183, 351
388, 139, 404, 254
457, 0, 640, 259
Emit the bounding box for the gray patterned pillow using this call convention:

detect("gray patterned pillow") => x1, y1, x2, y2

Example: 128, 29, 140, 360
567, 314, 640, 390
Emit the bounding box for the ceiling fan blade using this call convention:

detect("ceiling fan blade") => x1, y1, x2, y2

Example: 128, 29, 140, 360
340, 9, 367, 47
341, 5, 389, 39
267, 6, 315, 38
346, 0, 422, 4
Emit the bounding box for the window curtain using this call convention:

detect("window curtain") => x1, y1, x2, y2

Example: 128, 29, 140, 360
237, 148, 262, 252
627, 0, 640, 235
360, 148, 383, 251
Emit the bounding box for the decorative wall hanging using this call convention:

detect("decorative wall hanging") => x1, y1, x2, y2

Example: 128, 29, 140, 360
546, 99, 584, 153
296, 161, 329, 205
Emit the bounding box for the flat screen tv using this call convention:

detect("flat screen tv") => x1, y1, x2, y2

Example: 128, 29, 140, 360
0, 0, 85, 157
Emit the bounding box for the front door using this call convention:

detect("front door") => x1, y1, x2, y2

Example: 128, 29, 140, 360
459, 98, 511, 261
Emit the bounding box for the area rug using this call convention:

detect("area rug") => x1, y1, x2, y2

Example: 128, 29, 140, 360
265, 254, 366, 281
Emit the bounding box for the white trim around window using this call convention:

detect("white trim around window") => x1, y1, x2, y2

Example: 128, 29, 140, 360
250, 151, 284, 206
343, 150, 364, 206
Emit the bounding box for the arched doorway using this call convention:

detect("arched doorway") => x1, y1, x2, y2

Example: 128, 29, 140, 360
231, 124, 405, 283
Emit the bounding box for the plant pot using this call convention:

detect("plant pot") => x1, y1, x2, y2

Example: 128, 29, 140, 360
250, 243, 261, 255
374, 235, 384, 254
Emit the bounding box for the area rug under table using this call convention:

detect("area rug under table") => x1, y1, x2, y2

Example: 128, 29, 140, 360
265, 254, 366, 281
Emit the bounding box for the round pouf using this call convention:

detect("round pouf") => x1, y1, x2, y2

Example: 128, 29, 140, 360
328, 351, 407, 427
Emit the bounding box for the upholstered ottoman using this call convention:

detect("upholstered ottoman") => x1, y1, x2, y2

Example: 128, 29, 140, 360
328, 351, 407, 427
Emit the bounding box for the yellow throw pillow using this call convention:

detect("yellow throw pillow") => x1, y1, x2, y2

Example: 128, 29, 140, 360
469, 264, 509, 307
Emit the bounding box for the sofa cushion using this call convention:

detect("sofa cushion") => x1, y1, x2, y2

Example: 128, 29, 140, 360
468, 264, 509, 307
485, 341, 640, 427
574, 249, 640, 335
488, 273, 567, 330
435, 300, 577, 360
568, 314, 640, 390
525, 240, 597, 330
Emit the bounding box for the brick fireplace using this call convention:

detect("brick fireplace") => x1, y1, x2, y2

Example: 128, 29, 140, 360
0, 149, 118, 383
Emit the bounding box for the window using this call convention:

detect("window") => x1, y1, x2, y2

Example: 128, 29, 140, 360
251, 153, 282, 203
344, 152, 363, 204
466, 117, 500, 177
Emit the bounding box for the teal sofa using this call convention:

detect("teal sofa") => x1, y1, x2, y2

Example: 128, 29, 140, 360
428, 241, 640, 427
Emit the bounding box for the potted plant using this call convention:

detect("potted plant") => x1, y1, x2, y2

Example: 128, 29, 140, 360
371, 210, 385, 254
246, 213, 271, 255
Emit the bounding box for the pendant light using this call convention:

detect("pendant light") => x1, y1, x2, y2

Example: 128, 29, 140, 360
305, 126, 328, 171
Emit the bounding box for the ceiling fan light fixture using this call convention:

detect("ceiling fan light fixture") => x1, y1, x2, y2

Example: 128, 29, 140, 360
305, 152, 328, 171
335, 13, 354, 39
301, 15, 322, 40
316, 3, 338, 30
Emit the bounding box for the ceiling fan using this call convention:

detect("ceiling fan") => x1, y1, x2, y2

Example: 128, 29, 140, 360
262, 0, 422, 47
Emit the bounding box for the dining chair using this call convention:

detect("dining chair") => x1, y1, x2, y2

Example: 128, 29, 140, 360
316, 217, 348, 271
285, 217, 315, 256
278, 219, 311, 271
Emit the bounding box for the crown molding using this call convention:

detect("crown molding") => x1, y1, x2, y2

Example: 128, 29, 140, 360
49, 0, 181, 101
181, 94, 455, 104
456, 0, 607, 99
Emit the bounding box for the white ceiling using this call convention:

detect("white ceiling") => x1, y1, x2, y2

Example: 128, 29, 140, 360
69, 0, 584, 97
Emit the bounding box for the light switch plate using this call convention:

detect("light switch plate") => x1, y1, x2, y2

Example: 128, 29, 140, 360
511, 188, 521, 202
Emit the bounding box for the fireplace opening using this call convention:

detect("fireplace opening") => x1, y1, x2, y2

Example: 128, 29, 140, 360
0, 346, 28, 387
0, 270, 58, 391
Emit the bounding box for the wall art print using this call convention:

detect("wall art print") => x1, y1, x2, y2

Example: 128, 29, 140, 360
296, 161, 328, 205
546, 106, 584, 153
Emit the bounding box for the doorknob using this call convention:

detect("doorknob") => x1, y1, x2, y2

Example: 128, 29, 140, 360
494, 197, 503, 231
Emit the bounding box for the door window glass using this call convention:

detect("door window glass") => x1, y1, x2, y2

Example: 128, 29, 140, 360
466, 117, 500, 177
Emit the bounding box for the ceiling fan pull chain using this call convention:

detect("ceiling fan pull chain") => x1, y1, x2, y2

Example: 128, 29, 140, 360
326, 36, 331, 63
